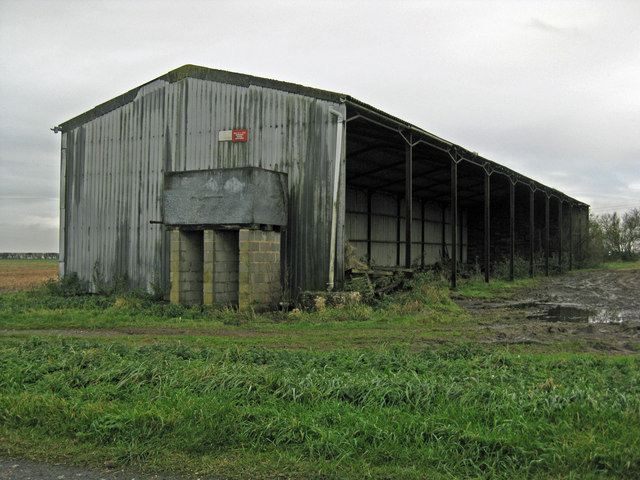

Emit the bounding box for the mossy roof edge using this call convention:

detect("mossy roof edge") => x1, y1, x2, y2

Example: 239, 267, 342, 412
58, 64, 347, 131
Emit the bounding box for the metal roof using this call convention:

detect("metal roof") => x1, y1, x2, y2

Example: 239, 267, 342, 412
58, 64, 587, 207
58, 64, 345, 131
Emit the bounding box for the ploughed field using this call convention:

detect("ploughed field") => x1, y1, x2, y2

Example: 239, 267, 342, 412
0, 259, 58, 293
0, 259, 639, 479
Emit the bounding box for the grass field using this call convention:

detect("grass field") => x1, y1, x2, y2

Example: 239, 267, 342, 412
1, 339, 638, 479
1, 259, 639, 479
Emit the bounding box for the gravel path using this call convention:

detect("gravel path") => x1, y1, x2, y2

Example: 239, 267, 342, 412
0, 459, 196, 480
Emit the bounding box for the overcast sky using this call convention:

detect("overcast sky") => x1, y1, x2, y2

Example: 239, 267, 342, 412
1, 0, 639, 252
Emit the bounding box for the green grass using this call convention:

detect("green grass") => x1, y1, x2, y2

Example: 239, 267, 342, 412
1, 263, 639, 478
454, 277, 541, 299
576, 259, 640, 273
1, 339, 638, 479
0, 272, 469, 333
0, 289, 475, 352
600, 259, 640, 270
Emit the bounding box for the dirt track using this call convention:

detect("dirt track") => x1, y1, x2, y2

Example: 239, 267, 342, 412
1, 267, 638, 355
459, 268, 640, 354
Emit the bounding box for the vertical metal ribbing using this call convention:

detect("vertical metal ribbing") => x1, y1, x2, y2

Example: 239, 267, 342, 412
509, 180, 515, 281
405, 132, 413, 268
545, 195, 550, 276
529, 189, 534, 278
451, 155, 458, 289
484, 171, 490, 283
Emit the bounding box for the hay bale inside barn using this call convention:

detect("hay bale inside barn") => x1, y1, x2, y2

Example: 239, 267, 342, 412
56, 65, 588, 309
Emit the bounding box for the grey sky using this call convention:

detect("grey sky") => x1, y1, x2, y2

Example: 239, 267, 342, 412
1, 0, 639, 252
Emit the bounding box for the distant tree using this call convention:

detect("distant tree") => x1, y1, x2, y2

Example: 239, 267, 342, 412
621, 208, 640, 258
590, 207, 640, 261
600, 212, 624, 257
586, 214, 606, 265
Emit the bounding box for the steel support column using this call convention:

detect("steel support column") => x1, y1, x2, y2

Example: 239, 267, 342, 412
366, 190, 372, 264
484, 171, 490, 283
545, 195, 550, 276
451, 155, 458, 289
396, 196, 401, 266
558, 200, 563, 273
459, 212, 463, 263
585, 208, 589, 264
441, 205, 446, 260
405, 133, 413, 268
529, 189, 534, 277
569, 205, 573, 270
421, 200, 425, 266
578, 208, 583, 265
509, 180, 515, 281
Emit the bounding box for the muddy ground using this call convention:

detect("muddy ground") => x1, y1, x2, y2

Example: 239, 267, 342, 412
1, 267, 638, 355
456, 268, 640, 354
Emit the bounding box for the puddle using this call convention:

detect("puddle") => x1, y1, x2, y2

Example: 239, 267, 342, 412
533, 306, 635, 324
589, 309, 637, 324
537, 306, 593, 323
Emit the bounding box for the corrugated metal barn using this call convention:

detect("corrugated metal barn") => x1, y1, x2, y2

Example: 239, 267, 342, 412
56, 64, 589, 308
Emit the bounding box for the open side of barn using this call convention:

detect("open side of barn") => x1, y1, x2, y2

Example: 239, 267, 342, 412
343, 99, 589, 287
56, 65, 588, 309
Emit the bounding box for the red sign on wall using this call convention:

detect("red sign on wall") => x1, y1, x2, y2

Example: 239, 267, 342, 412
232, 129, 248, 143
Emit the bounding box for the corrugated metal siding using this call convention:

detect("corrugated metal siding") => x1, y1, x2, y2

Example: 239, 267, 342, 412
345, 189, 467, 267
179, 78, 344, 292
63, 80, 170, 291
62, 77, 344, 294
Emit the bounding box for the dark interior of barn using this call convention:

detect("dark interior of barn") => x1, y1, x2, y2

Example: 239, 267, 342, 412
342, 98, 588, 286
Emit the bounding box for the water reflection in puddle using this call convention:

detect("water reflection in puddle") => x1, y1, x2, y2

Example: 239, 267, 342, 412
536, 306, 633, 324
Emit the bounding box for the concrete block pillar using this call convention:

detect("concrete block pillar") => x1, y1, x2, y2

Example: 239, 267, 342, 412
238, 229, 281, 311
169, 229, 203, 306
169, 229, 183, 304
203, 230, 215, 305
203, 230, 239, 307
